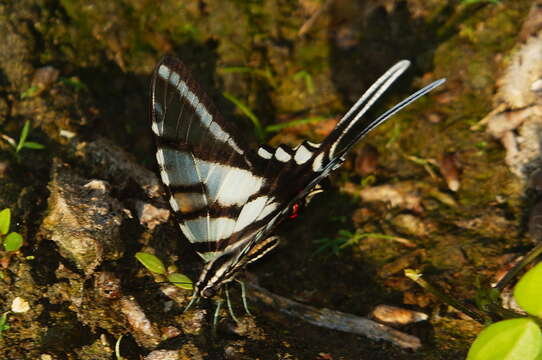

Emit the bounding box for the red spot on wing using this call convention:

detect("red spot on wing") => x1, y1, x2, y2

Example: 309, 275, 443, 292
289, 203, 299, 219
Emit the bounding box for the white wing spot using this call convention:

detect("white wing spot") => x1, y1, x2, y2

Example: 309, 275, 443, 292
234, 196, 268, 232
257, 201, 278, 220
186, 91, 197, 107
197, 160, 264, 206
169, 196, 179, 211
160, 170, 171, 186
312, 152, 325, 172
158, 65, 170, 80
184, 217, 237, 242
294, 145, 312, 164
195, 103, 211, 127
275, 147, 291, 162
151, 121, 162, 136
169, 71, 180, 87
209, 122, 228, 142
258, 147, 272, 159
178, 80, 188, 96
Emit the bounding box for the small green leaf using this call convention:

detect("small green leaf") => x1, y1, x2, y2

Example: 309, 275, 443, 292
21, 86, 39, 99
515, 262, 542, 317
467, 318, 542, 360
4, 232, 23, 252
167, 273, 193, 290
135, 252, 166, 274
16, 121, 31, 153
223, 92, 264, 140
0, 208, 10, 235
23, 141, 45, 150
0, 312, 9, 339
264, 116, 325, 133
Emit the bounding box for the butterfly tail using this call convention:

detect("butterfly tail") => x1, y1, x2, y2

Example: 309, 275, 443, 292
321, 62, 445, 166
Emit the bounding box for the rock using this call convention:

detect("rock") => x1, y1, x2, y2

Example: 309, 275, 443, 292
31, 66, 60, 91
145, 350, 180, 360
41, 159, 124, 275
355, 144, 379, 176
371, 304, 428, 325
119, 296, 161, 349
392, 214, 428, 237
73, 137, 163, 199
479, 2, 542, 179
135, 201, 170, 230
11, 296, 30, 313
438, 152, 461, 191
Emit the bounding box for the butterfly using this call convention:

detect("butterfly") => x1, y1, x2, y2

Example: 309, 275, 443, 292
150, 56, 444, 301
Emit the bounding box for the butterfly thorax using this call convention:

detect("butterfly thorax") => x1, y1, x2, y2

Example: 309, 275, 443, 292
195, 235, 280, 298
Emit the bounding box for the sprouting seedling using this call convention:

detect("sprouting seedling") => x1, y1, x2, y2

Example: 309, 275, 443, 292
59, 76, 87, 92
405, 260, 542, 360
264, 116, 326, 133
314, 229, 410, 256
0, 208, 23, 252
21, 86, 40, 99
0, 312, 10, 339
135, 252, 193, 290
293, 70, 315, 94
1, 121, 45, 155
466, 262, 542, 359
223, 92, 265, 141
222, 91, 329, 140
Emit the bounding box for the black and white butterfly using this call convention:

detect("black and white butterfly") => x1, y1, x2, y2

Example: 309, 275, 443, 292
150, 56, 444, 301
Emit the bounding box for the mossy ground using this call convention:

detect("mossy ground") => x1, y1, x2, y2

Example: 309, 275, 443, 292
0, 0, 536, 359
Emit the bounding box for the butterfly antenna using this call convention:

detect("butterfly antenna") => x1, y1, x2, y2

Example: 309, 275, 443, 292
225, 285, 240, 323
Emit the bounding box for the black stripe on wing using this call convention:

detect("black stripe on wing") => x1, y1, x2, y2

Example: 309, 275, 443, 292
151, 56, 280, 261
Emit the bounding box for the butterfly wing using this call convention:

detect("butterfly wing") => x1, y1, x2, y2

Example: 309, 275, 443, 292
150, 56, 444, 297
232, 62, 445, 262
151, 56, 269, 262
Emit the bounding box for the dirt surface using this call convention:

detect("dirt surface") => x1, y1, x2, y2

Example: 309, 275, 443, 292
0, 0, 538, 359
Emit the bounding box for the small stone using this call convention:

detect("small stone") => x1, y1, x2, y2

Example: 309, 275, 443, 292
40, 355, 53, 360
355, 144, 379, 176
439, 152, 460, 191
59, 129, 76, 139
136, 201, 170, 230
11, 296, 30, 313
145, 350, 180, 360
531, 78, 542, 93
32, 66, 59, 89
371, 304, 428, 325
161, 326, 182, 340
120, 296, 161, 348
392, 214, 428, 237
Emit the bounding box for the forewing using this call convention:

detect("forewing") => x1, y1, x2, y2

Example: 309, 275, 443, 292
151, 56, 267, 261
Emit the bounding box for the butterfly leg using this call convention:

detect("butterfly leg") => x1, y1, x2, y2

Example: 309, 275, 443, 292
237, 280, 252, 316
212, 298, 223, 335
183, 289, 199, 312
225, 285, 240, 323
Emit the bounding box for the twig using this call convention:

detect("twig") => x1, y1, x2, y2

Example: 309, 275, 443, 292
298, 0, 335, 37
494, 241, 542, 291
245, 281, 421, 350
405, 269, 489, 324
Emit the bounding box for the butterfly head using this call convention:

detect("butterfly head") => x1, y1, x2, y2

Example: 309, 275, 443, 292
193, 250, 241, 299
